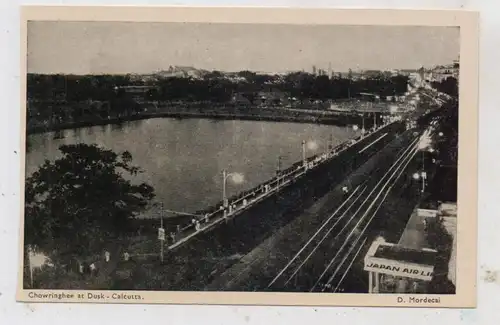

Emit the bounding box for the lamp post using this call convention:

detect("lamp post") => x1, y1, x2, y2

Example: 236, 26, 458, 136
277, 155, 284, 191
28, 247, 34, 288
302, 139, 320, 169
412, 171, 427, 193
361, 112, 366, 137
222, 169, 244, 208
27, 247, 48, 289
155, 202, 165, 263
326, 134, 334, 155
302, 140, 306, 166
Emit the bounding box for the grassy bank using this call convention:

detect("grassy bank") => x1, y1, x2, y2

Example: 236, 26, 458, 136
26, 101, 376, 135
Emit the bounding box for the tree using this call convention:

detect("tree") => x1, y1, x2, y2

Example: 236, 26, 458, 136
432, 77, 458, 98
313, 75, 331, 100
24, 144, 155, 261
347, 69, 353, 80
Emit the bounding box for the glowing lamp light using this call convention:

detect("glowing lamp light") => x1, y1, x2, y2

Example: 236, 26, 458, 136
418, 133, 433, 150
353, 125, 359, 131
30, 252, 49, 268
27, 248, 51, 288
413, 173, 420, 180
228, 173, 245, 184
439, 132, 444, 137
306, 140, 319, 151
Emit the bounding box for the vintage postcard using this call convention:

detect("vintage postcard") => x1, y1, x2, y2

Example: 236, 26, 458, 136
18, 6, 478, 307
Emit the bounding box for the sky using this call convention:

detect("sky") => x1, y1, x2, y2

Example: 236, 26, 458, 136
27, 21, 459, 75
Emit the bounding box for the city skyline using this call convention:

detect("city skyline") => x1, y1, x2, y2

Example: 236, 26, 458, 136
27, 22, 459, 75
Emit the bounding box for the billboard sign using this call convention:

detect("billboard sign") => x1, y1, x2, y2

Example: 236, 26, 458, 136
364, 258, 434, 281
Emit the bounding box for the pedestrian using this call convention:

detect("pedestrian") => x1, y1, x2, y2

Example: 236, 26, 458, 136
89, 262, 97, 276
104, 250, 110, 263
412, 281, 419, 293
397, 278, 409, 293
83, 262, 90, 276
195, 221, 201, 231
123, 252, 130, 262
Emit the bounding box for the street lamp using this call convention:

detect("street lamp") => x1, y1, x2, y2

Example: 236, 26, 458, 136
302, 140, 319, 167
27, 247, 49, 288
306, 139, 319, 151
277, 155, 283, 175
152, 201, 166, 262
361, 112, 366, 137
222, 169, 244, 208
326, 134, 334, 154
412, 171, 427, 193
276, 155, 288, 191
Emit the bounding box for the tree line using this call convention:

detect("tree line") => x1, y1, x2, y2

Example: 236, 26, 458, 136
27, 71, 409, 104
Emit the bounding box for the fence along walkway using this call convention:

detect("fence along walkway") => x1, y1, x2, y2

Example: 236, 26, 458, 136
166, 122, 394, 250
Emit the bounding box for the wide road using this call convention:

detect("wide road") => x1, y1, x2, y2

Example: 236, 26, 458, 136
205, 125, 431, 292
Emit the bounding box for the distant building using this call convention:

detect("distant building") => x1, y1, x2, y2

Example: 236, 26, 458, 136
427, 58, 459, 82
429, 65, 458, 82
114, 85, 158, 101
230, 93, 252, 106
154, 66, 207, 79
255, 90, 289, 106
362, 70, 382, 78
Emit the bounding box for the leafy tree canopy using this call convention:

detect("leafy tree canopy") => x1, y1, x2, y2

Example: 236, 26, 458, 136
24, 144, 155, 260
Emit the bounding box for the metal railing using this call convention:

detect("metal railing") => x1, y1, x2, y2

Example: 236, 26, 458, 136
165, 121, 396, 250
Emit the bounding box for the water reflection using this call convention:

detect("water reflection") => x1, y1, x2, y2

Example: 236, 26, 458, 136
26, 118, 359, 216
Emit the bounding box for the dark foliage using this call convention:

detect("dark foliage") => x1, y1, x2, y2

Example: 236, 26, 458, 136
24, 144, 155, 260
27, 72, 408, 104
431, 77, 458, 98
425, 217, 456, 294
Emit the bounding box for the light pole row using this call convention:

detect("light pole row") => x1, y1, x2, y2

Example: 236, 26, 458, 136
157, 122, 385, 254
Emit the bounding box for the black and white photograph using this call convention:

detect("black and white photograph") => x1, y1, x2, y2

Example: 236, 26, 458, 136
18, 7, 478, 306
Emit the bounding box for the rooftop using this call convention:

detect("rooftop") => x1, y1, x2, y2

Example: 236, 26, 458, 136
373, 243, 437, 266
397, 208, 431, 251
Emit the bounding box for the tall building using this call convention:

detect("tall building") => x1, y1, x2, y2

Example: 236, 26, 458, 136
312, 65, 317, 75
